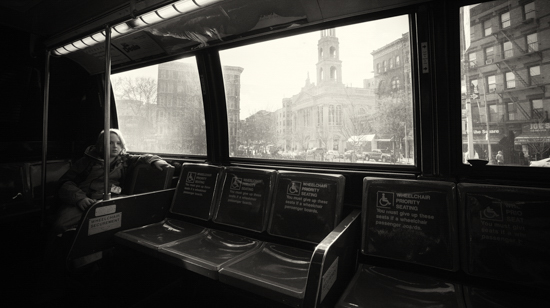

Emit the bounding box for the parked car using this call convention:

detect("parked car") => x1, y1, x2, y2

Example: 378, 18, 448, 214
307, 147, 326, 155
344, 150, 358, 160
530, 157, 550, 167
363, 149, 395, 162
326, 150, 342, 160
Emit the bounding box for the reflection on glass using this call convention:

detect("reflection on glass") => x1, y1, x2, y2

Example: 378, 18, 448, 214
220, 16, 414, 165
460, 1, 550, 167
112, 57, 207, 155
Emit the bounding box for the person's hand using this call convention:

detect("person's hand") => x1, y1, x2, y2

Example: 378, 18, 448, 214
153, 160, 173, 171
76, 198, 96, 211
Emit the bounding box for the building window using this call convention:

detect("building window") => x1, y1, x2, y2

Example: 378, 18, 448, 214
395, 55, 400, 66
501, 11, 510, 28
532, 99, 544, 119
390, 58, 394, 69
378, 80, 386, 95
468, 52, 476, 68
503, 40, 513, 59
329, 105, 335, 125
487, 75, 496, 93
524, 2, 536, 20
526, 33, 538, 52
483, 20, 492, 36
391, 77, 400, 91
330, 66, 337, 80
489, 103, 499, 122
336, 105, 342, 125
507, 102, 517, 120
505, 72, 515, 89
383, 60, 387, 72
320, 68, 324, 80
319, 48, 323, 59
330, 46, 336, 58
485, 46, 494, 63
529, 65, 541, 85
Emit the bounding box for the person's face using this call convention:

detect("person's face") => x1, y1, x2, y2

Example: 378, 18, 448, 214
110, 133, 122, 157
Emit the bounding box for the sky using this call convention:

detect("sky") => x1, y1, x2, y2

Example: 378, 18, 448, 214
113, 14, 410, 119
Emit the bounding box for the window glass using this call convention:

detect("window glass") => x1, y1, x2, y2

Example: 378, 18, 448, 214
527, 33, 538, 52
112, 57, 207, 155
501, 11, 510, 28
219, 16, 414, 165
524, 2, 536, 20
461, 2, 550, 166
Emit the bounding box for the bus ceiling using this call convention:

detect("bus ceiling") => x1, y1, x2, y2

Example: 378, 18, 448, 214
0, 0, 429, 75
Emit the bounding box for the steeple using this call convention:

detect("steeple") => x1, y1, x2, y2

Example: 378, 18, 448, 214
316, 28, 342, 85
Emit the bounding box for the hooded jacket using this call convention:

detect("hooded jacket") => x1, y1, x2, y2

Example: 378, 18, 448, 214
58, 145, 163, 205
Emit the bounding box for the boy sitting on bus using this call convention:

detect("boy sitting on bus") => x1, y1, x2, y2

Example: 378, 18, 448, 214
51, 128, 171, 235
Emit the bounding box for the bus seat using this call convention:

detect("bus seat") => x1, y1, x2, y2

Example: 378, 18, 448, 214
0, 163, 26, 220
66, 188, 174, 269
458, 183, 550, 292
124, 163, 175, 195
1, 160, 71, 220
336, 177, 462, 308
218, 171, 354, 307
115, 163, 224, 256
157, 167, 277, 279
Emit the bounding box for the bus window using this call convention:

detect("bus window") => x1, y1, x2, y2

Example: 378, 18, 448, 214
219, 16, 414, 165
112, 57, 207, 155
460, 1, 550, 167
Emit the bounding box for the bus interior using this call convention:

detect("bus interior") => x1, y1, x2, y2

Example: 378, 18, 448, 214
1, 0, 550, 307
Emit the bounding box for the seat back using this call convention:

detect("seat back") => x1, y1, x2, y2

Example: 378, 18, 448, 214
67, 188, 175, 268
124, 163, 175, 195
267, 171, 345, 244
170, 163, 224, 221
26, 160, 71, 201
362, 177, 458, 271
458, 183, 550, 290
213, 167, 277, 232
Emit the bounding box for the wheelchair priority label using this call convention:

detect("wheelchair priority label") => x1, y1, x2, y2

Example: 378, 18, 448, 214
186, 172, 196, 183
480, 202, 503, 221
230, 176, 242, 190
287, 181, 302, 195
377, 191, 394, 208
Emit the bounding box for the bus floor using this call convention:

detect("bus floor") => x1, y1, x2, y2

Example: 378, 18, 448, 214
1, 213, 289, 308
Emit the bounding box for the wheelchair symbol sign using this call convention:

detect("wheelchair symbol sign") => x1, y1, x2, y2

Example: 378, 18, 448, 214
230, 176, 242, 190
287, 181, 302, 195
186, 172, 196, 183
377, 191, 394, 208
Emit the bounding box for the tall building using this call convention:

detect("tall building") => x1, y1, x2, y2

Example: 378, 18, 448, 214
462, 0, 550, 162
155, 62, 243, 154
371, 32, 414, 157
157, 62, 206, 154
372, 32, 412, 99
223, 66, 244, 153
275, 29, 375, 152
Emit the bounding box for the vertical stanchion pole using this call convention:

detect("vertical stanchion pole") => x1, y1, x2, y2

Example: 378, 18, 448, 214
41, 50, 51, 228
103, 25, 112, 201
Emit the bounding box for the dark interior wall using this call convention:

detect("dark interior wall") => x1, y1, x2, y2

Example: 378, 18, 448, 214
0, 25, 103, 162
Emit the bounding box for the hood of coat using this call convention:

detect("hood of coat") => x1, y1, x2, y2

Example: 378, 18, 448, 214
84, 145, 126, 166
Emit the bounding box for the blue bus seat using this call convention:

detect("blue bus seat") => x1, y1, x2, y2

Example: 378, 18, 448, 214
67, 188, 175, 269
115, 163, 224, 256
458, 183, 550, 294
336, 177, 462, 308
218, 171, 355, 307
156, 166, 277, 279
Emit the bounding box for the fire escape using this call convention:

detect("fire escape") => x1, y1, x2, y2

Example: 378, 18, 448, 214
490, 16, 545, 121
